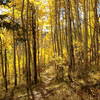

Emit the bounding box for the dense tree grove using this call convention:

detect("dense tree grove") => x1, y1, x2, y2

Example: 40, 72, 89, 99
0, 0, 100, 100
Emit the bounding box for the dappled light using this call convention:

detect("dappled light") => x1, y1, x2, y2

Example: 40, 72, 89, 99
0, 0, 100, 100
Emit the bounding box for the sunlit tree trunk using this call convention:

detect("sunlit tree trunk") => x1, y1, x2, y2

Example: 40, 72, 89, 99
0, 38, 5, 87
58, 0, 63, 56
74, 0, 82, 41
0, 38, 4, 77
17, 46, 21, 84
83, 0, 88, 69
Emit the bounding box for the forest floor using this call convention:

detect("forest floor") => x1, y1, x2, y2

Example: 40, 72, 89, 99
0, 65, 100, 100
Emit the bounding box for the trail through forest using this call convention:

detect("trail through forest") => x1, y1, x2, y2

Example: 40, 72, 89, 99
0, 65, 100, 100
0, 0, 100, 100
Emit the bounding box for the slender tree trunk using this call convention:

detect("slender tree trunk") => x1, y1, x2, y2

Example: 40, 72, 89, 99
4, 48, 8, 91
74, 0, 82, 41
13, 4, 17, 86
94, 0, 99, 65
32, 6, 38, 84
17, 47, 21, 84
66, 0, 75, 82
0, 38, 5, 79
83, 0, 88, 69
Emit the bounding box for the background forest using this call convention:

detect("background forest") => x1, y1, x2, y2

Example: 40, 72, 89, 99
0, 0, 100, 100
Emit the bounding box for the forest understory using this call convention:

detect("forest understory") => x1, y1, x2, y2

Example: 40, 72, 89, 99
0, 64, 100, 100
